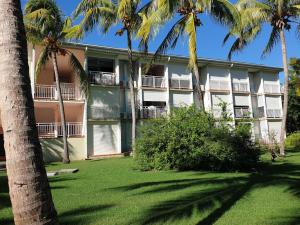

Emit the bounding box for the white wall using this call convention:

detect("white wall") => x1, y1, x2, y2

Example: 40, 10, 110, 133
170, 92, 193, 107
268, 121, 282, 141
231, 69, 248, 82
266, 96, 281, 109
143, 90, 167, 102
233, 94, 250, 106
89, 87, 120, 108
208, 67, 229, 81
168, 63, 190, 79
211, 94, 230, 108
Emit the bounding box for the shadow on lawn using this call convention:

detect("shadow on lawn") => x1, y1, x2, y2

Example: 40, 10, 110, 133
114, 156, 300, 225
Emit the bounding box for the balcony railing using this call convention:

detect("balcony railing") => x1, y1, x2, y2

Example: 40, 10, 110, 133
170, 78, 191, 89
264, 84, 280, 94
140, 106, 167, 119
253, 106, 265, 118
88, 106, 120, 120
234, 107, 251, 118
37, 122, 83, 138
266, 109, 282, 118
232, 82, 249, 92
210, 80, 230, 91
89, 71, 116, 86
35, 83, 83, 101
142, 75, 166, 88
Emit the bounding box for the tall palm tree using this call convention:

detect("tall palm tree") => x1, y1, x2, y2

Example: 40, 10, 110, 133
138, 0, 238, 108
223, 0, 300, 156
24, 0, 89, 164
0, 0, 57, 224
73, 0, 154, 156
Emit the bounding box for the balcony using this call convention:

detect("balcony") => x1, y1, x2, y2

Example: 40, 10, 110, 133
89, 71, 117, 86
170, 78, 191, 89
253, 106, 265, 118
88, 106, 120, 120
37, 122, 83, 138
232, 82, 249, 92
264, 84, 280, 94
266, 109, 282, 118
34, 83, 83, 101
142, 75, 166, 88
140, 106, 167, 119
210, 80, 230, 91
234, 107, 251, 118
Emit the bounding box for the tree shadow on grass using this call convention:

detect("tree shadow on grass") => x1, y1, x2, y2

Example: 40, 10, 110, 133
113, 156, 300, 225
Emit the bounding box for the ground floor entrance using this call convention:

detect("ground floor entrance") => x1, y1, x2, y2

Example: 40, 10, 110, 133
0, 134, 5, 161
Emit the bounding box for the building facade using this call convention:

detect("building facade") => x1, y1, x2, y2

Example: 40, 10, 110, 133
0, 43, 283, 162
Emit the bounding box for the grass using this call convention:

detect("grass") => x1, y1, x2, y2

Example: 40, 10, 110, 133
1, 152, 300, 225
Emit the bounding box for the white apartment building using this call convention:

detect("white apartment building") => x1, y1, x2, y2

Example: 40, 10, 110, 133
0, 43, 283, 162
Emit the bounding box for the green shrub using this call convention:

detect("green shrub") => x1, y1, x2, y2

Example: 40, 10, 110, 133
285, 132, 300, 151
135, 106, 260, 171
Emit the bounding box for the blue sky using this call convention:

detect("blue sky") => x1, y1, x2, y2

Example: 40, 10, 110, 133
21, 0, 300, 82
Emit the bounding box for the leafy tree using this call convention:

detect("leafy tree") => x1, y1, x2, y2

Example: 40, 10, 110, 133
287, 58, 300, 133
24, 0, 89, 164
138, 0, 238, 108
224, 0, 300, 156
0, 0, 57, 224
73, 0, 154, 156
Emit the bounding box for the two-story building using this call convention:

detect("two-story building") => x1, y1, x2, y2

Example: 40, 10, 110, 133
0, 42, 283, 162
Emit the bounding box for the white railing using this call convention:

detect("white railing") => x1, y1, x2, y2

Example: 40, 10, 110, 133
212, 108, 232, 118
264, 84, 280, 94
140, 106, 167, 119
37, 122, 83, 138
89, 71, 116, 86
170, 78, 191, 89
88, 106, 120, 120
142, 75, 166, 88
266, 109, 282, 118
232, 82, 249, 92
234, 107, 251, 118
210, 80, 230, 91
35, 83, 83, 100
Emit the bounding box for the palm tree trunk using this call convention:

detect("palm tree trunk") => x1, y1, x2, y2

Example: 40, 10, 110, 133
193, 63, 204, 109
127, 31, 136, 157
51, 52, 70, 163
0, 0, 58, 224
279, 29, 289, 156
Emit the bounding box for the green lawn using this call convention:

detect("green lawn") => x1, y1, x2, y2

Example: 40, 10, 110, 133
1, 153, 300, 225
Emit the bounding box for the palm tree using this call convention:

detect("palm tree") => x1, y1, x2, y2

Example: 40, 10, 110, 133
73, 0, 154, 156
0, 0, 57, 224
138, 0, 238, 108
223, 0, 300, 156
24, 0, 89, 164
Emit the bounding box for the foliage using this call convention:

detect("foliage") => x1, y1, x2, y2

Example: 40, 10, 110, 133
287, 58, 300, 133
135, 106, 260, 171
285, 132, 300, 152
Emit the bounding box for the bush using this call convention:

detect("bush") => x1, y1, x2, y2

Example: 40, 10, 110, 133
285, 132, 300, 151
135, 106, 260, 171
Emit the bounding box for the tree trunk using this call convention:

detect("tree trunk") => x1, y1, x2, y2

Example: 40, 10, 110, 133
127, 31, 136, 157
51, 52, 70, 163
193, 63, 204, 109
279, 29, 289, 156
0, 1, 58, 224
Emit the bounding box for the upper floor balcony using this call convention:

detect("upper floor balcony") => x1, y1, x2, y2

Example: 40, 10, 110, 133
88, 106, 120, 120
232, 82, 249, 93
34, 83, 83, 101
169, 78, 191, 90
142, 75, 166, 89
210, 80, 230, 92
140, 106, 167, 119
37, 122, 83, 138
89, 71, 117, 86
264, 84, 281, 94
266, 109, 282, 118
234, 107, 251, 118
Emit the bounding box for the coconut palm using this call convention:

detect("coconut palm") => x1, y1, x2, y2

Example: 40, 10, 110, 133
0, 0, 57, 224
138, 0, 238, 108
73, 0, 154, 156
223, 0, 300, 156
24, 0, 89, 164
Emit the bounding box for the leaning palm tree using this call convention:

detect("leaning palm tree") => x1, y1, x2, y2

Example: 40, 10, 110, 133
138, 0, 238, 108
73, 0, 154, 156
0, 0, 57, 224
24, 0, 89, 164
223, 0, 300, 156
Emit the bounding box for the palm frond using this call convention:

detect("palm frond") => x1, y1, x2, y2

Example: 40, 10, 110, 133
262, 26, 280, 58
35, 47, 50, 82
69, 53, 90, 98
